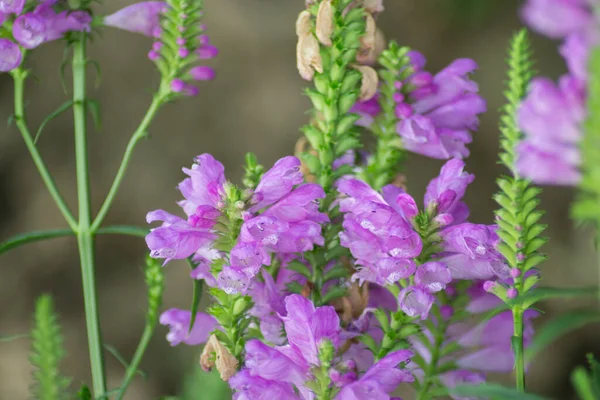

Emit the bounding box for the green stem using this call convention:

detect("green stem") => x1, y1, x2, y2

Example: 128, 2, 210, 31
91, 91, 167, 232
513, 306, 526, 391
416, 307, 447, 400
72, 33, 107, 397
11, 69, 78, 232
114, 323, 155, 400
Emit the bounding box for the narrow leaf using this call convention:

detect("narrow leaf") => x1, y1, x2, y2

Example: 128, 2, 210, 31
572, 366, 597, 400
186, 258, 203, 333
431, 383, 548, 400
518, 286, 599, 308
34, 100, 74, 145
525, 310, 600, 363
103, 344, 147, 378
96, 225, 149, 238
0, 229, 74, 256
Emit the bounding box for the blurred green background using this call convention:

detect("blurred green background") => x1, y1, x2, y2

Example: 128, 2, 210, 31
0, 0, 598, 399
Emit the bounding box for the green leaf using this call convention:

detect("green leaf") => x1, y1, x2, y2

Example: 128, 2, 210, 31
517, 286, 599, 308
29, 294, 71, 400
0, 229, 73, 256
322, 285, 347, 304
77, 384, 92, 400
187, 258, 204, 333
431, 383, 548, 400
181, 366, 231, 400
34, 101, 74, 145
323, 265, 349, 282
525, 310, 600, 363
572, 366, 597, 400
87, 99, 102, 130
96, 225, 149, 238
286, 260, 312, 279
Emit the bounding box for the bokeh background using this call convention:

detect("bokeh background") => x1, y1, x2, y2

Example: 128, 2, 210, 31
0, 0, 599, 399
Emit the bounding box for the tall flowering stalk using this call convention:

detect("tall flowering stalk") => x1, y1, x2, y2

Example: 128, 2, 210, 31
491, 29, 546, 392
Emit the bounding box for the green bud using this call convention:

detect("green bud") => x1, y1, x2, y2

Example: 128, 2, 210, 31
323, 103, 338, 122
319, 147, 335, 166
336, 114, 360, 136
302, 125, 324, 149
398, 323, 421, 338
318, 339, 335, 365
523, 273, 541, 293
330, 62, 344, 82
232, 296, 252, 316
339, 92, 358, 114
300, 153, 322, 174
306, 89, 326, 111
223, 182, 239, 203
314, 74, 329, 94
340, 70, 361, 93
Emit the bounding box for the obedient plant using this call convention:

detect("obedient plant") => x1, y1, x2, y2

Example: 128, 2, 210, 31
1, 0, 600, 399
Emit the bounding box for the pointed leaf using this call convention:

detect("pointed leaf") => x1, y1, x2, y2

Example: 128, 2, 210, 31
525, 310, 600, 363
86, 99, 102, 130
186, 258, 204, 333
572, 366, 597, 400
0, 229, 74, 256
34, 101, 74, 145
518, 286, 599, 308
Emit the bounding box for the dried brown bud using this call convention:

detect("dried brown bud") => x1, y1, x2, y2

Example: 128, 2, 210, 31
200, 334, 239, 382
296, 10, 312, 37
354, 65, 379, 101
363, 0, 384, 15
357, 13, 377, 61
297, 33, 323, 81
295, 137, 318, 183
316, 0, 334, 46
333, 279, 369, 325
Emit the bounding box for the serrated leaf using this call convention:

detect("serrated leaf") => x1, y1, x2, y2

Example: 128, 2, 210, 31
358, 334, 378, 354
523, 253, 546, 270
525, 310, 600, 363
34, 100, 74, 145
524, 237, 546, 255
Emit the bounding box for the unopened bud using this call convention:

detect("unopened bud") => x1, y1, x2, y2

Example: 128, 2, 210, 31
200, 335, 239, 382
354, 65, 378, 101
316, 0, 334, 46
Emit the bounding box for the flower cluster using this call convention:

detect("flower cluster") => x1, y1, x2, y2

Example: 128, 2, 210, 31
0, 0, 91, 72
104, 0, 217, 96
517, 0, 597, 185
352, 52, 487, 160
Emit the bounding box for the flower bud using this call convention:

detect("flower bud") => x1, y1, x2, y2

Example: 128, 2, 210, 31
200, 334, 239, 381
0, 39, 22, 72
316, 0, 334, 46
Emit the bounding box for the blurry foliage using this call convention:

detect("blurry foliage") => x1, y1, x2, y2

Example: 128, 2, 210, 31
439, 0, 503, 28
180, 365, 230, 400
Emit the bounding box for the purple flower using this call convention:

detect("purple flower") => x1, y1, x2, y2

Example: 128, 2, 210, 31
438, 223, 509, 280
250, 156, 303, 212
229, 370, 299, 400
178, 153, 226, 216
13, 13, 47, 49
281, 294, 341, 366
335, 350, 414, 400
159, 308, 216, 346
218, 266, 251, 295
338, 179, 422, 284
424, 158, 474, 225
104, 2, 166, 36
439, 370, 486, 400
189, 65, 216, 81
414, 262, 452, 293
230, 241, 271, 278
398, 286, 434, 320
145, 209, 216, 264
521, 0, 593, 39
0, 0, 24, 15
454, 310, 538, 372
516, 76, 585, 185
0, 39, 22, 72
244, 340, 306, 383
190, 259, 218, 287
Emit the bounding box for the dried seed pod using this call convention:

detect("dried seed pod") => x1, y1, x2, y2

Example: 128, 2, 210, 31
296, 10, 312, 37
355, 65, 379, 101
363, 0, 384, 16
316, 0, 334, 46
297, 33, 323, 80
200, 334, 239, 382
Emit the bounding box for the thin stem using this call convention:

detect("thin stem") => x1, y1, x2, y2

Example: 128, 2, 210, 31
114, 323, 155, 400
11, 69, 78, 231
72, 33, 107, 397
416, 312, 447, 400
513, 306, 526, 391
91, 91, 167, 232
